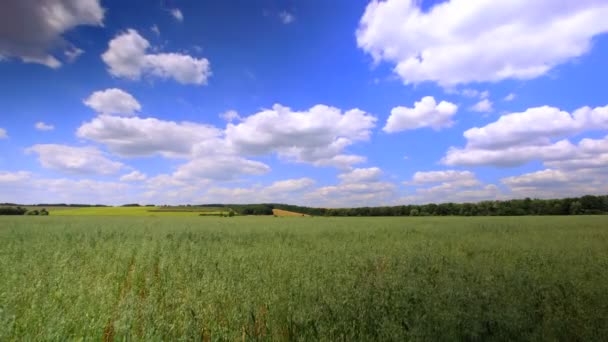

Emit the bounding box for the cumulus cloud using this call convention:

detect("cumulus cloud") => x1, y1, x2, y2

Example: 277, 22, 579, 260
83, 88, 141, 116
198, 178, 315, 204
443, 104, 608, 166
101, 29, 211, 84
173, 157, 270, 181
383, 96, 458, 133
504, 93, 516, 102
409, 170, 480, 186
220, 110, 241, 122
226, 104, 377, 168
170, 8, 183, 22
0, 171, 31, 184
35, 122, 54, 131
502, 168, 608, 199
470, 99, 493, 113
0, 174, 135, 205
120, 170, 147, 182
356, 0, 608, 86
338, 167, 382, 183
77, 115, 222, 158
0, 128, 7, 139
402, 170, 498, 204
0, 0, 104, 68
304, 181, 397, 208
26, 144, 124, 175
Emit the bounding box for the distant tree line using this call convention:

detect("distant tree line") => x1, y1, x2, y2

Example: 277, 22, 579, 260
197, 195, 608, 217
0, 207, 48, 215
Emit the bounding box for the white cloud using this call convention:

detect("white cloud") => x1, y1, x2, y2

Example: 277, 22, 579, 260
35, 122, 54, 131
83, 88, 142, 116
502, 168, 608, 199
64, 47, 84, 62
0, 0, 104, 68
504, 93, 516, 102
338, 167, 382, 183
279, 11, 295, 24
409, 170, 480, 186
220, 110, 241, 122
0, 128, 7, 139
173, 157, 270, 181
443, 139, 577, 167
77, 115, 222, 158
26, 144, 124, 175
170, 8, 183, 22
120, 170, 147, 182
226, 104, 376, 168
383, 96, 458, 133
0, 171, 31, 184
305, 181, 397, 208
356, 0, 608, 86
401, 170, 498, 204
101, 29, 211, 85
0, 176, 134, 205
470, 99, 493, 113
264, 178, 315, 193
198, 177, 315, 204
151, 25, 160, 36
443, 104, 608, 166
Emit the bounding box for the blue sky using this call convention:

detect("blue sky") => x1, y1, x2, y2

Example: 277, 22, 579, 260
1, 0, 607, 206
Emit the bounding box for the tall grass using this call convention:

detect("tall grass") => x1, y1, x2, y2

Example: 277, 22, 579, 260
1, 216, 607, 340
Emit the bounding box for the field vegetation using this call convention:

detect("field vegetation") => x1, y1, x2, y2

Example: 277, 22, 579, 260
1, 215, 607, 340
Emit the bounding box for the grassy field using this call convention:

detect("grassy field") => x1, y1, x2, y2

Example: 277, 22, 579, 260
0, 216, 607, 340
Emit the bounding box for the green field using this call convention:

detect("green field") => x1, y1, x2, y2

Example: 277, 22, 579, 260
1, 216, 607, 340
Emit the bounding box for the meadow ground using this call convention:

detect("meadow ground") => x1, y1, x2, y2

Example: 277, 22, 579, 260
0, 215, 607, 340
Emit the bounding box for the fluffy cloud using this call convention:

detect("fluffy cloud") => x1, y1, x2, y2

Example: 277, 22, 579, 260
120, 170, 147, 182
443, 104, 608, 166
101, 29, 211, 84
504, 93, 516, 102
0, 174, 134, 205
35, 122, 54, 131
0, 128, 7, 139
338, 167, 382, 183
198, 178, 315, 204
220, 110, 241, 122
170, 8, 183, 22
0, 171, 31, 184
77, 115, 222, 158
26, 144, 124, 175
173, 157, 270, 181
409, 170, 480, 186
402, 170, 498, 204
305, 181, 396, 208
470, 99, 493, 113
0, 0, 104, 68
356, 0, 608, 85
383, 96, 457, 133
226, 104, 376, 168
502, 168, 608, 199
83, 88, 141, 116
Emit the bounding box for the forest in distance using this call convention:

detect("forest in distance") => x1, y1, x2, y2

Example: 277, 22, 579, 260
2, 194, 607, 216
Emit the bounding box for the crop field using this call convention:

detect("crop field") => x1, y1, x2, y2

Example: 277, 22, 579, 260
1, 216, 607, 340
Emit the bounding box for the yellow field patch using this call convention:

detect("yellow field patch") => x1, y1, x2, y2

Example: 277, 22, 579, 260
272, 209, 309, 217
